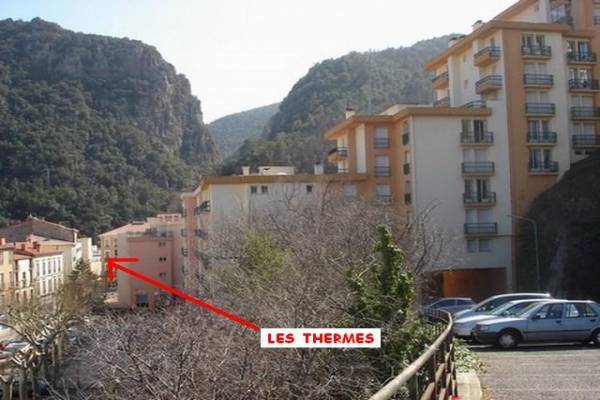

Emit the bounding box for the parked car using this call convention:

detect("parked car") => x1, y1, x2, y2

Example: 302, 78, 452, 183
453, 298, 551, 339
424, 297, 475, 315
454, 293, 552, 320
473, 300, 600, 349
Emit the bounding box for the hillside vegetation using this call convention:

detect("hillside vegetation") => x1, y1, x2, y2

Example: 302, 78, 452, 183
223, 35, 455, 174
0, 18, 219, 236
209, 103, 279, 158
516, 152, 600, 301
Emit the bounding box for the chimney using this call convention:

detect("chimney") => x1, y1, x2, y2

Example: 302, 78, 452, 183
33, 242, 41, 251
0, 238, 4, 246
242, 166, 250, 176
472, 20, 484, 31
345, 107, 356, 119
20, 243, 26, 250
314, 163, 324, 176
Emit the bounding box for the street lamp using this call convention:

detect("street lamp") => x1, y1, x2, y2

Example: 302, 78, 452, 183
507, 214, 541, 292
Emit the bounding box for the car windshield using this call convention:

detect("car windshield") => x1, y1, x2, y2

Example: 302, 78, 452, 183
491, 301, 536, 317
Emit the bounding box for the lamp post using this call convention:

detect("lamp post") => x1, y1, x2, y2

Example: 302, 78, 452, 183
508, 214, 541, 292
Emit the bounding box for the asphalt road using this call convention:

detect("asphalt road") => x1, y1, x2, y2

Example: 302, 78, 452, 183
471, 343, 600, 400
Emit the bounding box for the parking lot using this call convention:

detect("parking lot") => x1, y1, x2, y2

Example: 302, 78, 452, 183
472, 343, 600, 400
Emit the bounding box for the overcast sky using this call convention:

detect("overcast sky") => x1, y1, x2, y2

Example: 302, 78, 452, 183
1, 0, 515, 122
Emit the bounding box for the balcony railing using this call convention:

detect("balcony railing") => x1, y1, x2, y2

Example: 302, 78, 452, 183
403, 163, 411, 175
552, 14, 574, 25
462, 100, 487, 109
474, 46, 501, 66
374, 166, 391, 177
433, 96, 450, 107
463, 192, 497, 206
462, 162, 495, 175
572, 134, 600, 147
464, 223, 498, 235
595, 15, 600, 25
374, 137, 390, 149
567, 52, 597, 63
569, 79, 599, 91
523, 74, 554, 86
328, 147, 348, 158
431, 71, 449, 87
521, 45, 552, 57
376, 195, 393, 206
571, 106, 600, 119
525, 103, 556, 115
527, 131, 558, 145
460, 131, 494, 145
337, 167, 350, 174
529, 160, 559, 173
475, 75, 502, 93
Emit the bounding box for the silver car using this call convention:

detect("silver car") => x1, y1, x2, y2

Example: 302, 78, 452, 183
453, 299, 545, 339
473, 300, 600, 349
424, 297, 475, 315
454, 292, 552, 320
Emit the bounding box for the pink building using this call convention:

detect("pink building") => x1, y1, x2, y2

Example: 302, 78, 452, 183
99, 214, 185, 308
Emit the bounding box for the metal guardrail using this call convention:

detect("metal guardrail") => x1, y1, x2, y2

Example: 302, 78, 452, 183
369, 310, 457, 400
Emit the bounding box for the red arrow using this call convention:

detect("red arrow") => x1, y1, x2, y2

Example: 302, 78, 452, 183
106, 258, 260, 332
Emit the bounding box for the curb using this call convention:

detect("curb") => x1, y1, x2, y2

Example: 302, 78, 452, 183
457, 371, 482, 400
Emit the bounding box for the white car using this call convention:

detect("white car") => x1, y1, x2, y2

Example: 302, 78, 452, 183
454, 292, 552, 320
454, 299, 549, 338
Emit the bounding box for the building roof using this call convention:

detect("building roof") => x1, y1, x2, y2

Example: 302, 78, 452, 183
324, 106, 492, 140
0, 216, 78, 243
98, 222, 149, 238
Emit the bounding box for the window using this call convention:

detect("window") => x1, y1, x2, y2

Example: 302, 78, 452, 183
535, 303, 563, 319
159, 272, 167, 279
529, 148, 553, 169
158, 241, 166, 247
159, 257, 167, 262
583, 304, 598, 317
344, 184, 357, 201
565, 303, 581, 318
250, 186, 258, 195
261, 185, 268, 194
479, 239, 492, 253
376, 185, 392, 204
434, 299, 455, 308
306, 185, 313, 194
464, 79, 468, 89
135, 291, 149, 308
467, 240, 477, 253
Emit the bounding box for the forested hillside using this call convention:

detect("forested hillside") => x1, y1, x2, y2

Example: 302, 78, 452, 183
516, 152, 600, 301
0, 18, 219, 236
209, 103, 279, 158
223, 35, 455, 174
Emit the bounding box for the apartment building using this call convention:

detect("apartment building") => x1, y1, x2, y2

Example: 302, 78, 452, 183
99, 214, 185, 308
180, 166, 362, 286
0, 241, 14, 308
324, 0, 600, 299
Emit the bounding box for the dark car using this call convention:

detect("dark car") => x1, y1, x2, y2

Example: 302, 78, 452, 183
424, 297, 476, 315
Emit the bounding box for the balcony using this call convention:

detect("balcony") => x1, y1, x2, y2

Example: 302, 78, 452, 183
525, 103, 556, 116
527, 131, 558, 146
433, 96, 450, 108
521, 45, 552, 59
194, 229, 208, 239
327, 147, 348, 163
571, 106, 600, 120
475, 75, 502, 94
569, 79, 600, 92
374, 137, 390, 149
552, 14, 574, 25
462, 162, 495, 175
404, 193, 412, 205
403, 163, 411, 175
572, 134, 600, 148
464, 223, 498, 236
432, 71, 449, 89
337, 167, 350, 174
376, 195, 393, 206
567, 52, 597, 64
463, 192, 497, 207
462, 100, 487, 109
460, 131, 494, 146
474, 46, 501, 67
523, 74, 554, 88
529, 160, 559, 174
374, 166, 391, 177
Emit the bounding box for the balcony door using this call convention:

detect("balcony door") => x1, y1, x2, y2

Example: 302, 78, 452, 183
568, 40, 590, 56
522, 34, 545, 49
465, 179, 490, 200
529, 149, 552, 169
572, 95, 594, 108
526, 90, 549, 103
573, 122, 595, 136
569, 67, 592, 82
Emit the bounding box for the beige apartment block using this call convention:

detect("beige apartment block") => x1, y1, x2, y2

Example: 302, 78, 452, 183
99, 214, 185, 308
323, 0, 600, 300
